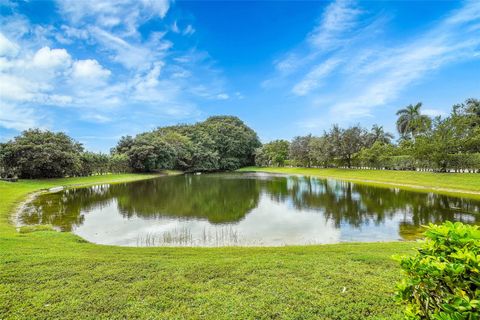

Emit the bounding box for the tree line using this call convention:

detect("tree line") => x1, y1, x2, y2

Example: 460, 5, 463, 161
255, 98, 480, 172
1, 99, 478, 179
0, 129, 131, 179
0, 116, 260, 179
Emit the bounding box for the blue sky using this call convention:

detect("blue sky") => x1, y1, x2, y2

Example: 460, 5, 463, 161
0, 0, 479, 152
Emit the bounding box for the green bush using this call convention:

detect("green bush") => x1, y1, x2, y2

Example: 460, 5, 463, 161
447, 154, 480, 172
395, 222, 480, 319
388, 155, 417, 170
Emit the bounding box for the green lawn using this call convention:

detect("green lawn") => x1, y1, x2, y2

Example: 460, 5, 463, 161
239, 167, 480, 199
2, 170, 460, 319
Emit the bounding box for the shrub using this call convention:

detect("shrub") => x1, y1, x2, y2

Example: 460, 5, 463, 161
395, 222, 480, 319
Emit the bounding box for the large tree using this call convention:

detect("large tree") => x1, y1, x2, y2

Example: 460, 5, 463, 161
126, 134, 176, 172
112, 115, 260, 172
308, 136, 333, 167
333, 125, 368, 168
199, 116, 261, 170
1, 129, 84, 178
289, 135, 313, 167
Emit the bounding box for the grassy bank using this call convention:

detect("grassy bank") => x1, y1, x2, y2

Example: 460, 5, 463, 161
1, 173, 416, 319
239, 167, 480, 199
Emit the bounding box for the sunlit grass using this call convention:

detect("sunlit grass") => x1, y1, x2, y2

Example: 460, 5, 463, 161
0, 171, 441, 319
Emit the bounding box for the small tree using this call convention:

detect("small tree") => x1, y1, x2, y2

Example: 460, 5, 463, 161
255, 140, 289, 167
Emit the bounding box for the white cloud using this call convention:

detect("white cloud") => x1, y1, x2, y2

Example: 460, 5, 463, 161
0, 74, 38, 102
265, 0, 367, 88
88, 26, 171, 71
183, 25, 195, 36
72, 59, 111, 81
32, 46, 71, 69
216, 93, 229, 100
308, 0, 363, 50
263, 0, 480, 128
141, 0, 170, 19
0, 101, 38, 130
171, 21, 180, 33
292, 58, 341, 96
0, 0, 228, 134
0, 32, 19, 57
326, 1, 480, 118
423, 108, 448, 117
81, 113, 112, 123
56, 0, 170, 36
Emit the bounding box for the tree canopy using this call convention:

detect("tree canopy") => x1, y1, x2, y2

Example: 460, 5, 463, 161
112, 115, 260, 173
1, 129, 84, 178
255, 98, 480, 172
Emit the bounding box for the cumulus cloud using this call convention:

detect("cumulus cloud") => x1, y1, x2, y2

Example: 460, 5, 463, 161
72, 59, 111, 81
32, 46, 71, 69
0, 0, 234, 135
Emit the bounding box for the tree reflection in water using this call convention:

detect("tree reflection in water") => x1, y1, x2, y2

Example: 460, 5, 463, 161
20, 173, 480, 243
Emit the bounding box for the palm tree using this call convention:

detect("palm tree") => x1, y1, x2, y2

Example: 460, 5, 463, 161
396, 102, 431, 139
369, 125, 394, 145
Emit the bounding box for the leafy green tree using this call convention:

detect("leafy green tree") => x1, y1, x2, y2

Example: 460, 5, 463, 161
454, 98, 480, 119
328, 125, 368, 168
255, 140, 290, 167
112, 116, 259, 172
111, 135, 134, 154
126, 135, 176, 172
0, 143, 6, 177
396, 102, 431, 139
451, 98, 480, 153
356, 141, 396, 169
156, 129, 195, 170
367, 125, 394, 145
289, 135, 313, 167
199, 116, 261, 170
1, 129, 83, 178
109, 154, 130, 173
308, 136, 333, 167
78, 152, 110, 176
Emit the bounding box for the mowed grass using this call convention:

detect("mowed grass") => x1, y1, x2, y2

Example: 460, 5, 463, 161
0, 171, 437, 319
239, 167, 480, 199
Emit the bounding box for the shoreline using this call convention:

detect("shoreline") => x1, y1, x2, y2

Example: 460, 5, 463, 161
311, 175, 480, 196
8, 173, 165, 231
239, 167, 480, 199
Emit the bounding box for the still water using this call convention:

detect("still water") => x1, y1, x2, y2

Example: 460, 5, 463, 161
19, 172, 480, 246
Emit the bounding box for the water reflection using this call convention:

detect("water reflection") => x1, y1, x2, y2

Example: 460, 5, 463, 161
19, 173, 480, 246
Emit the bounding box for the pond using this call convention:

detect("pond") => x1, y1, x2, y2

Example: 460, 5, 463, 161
19, 172, 480, 246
